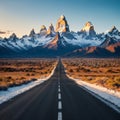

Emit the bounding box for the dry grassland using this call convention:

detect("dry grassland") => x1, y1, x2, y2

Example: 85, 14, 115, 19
62, 58, 120, 91
0, 59, 57, 90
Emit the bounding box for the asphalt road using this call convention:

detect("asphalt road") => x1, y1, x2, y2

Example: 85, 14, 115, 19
0, 60, 120, 120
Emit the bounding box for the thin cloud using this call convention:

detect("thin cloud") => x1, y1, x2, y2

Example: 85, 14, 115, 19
0, 31, 6, 34
0, 30, 12, 35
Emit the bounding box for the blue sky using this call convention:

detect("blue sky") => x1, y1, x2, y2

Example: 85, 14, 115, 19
0, 0, 120, 38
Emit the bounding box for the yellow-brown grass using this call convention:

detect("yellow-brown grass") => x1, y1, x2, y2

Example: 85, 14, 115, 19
62, 58, 120, 91
0, 58, 57, 90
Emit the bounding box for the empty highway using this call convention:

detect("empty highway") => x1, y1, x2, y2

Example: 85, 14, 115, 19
0, 60, 119, 120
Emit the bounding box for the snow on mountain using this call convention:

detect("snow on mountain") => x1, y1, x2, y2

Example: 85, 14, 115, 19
0, 32, 55, 52
0, 33, 24, 52
20, 34, 55, 49
100, 26, 120, 48
100, 36, 118, 48
61, 32, 102, 47
0, 15, 120, 57
44, 32, 60, 49
106, 26, 120, 40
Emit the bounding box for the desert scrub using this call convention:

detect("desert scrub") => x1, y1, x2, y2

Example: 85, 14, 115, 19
0, 59, 57, 90
62, 58, 120, 91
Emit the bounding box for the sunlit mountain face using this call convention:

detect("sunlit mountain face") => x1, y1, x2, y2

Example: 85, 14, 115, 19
0, 15, 120, 58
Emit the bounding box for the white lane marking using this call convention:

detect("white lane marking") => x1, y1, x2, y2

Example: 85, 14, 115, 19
58, 88, 61, 92
58, 80, 62, 120
58, 112, 62, 120
58, 93, 61, 100
58, 101, 62, 109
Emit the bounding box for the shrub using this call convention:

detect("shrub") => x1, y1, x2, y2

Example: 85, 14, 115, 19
69, 69, 73, 72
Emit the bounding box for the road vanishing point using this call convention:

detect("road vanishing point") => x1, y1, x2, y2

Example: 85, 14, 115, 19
0, 60, 120, 120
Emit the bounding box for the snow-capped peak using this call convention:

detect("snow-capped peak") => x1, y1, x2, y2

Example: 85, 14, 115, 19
105, 26, 120, 40
80, 21, 96, 37
9, 33, 18, 40
105, 26, 119, 34
40, 25, 47, 36
0, 15, 120, 57
10, 33, 17, 38
81, 21, 93, 32
56, 15, 70, 33
108, 26, 119, 34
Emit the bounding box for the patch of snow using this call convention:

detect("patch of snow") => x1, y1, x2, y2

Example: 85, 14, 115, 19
0, 35, 54, 51
3, 42, 20, 52
67, 75, 120, 113
104, 30, 110, 34
36, 36, 54, 46
0, 63, 57, 105
114, 35, 120, 39
63, 34, 102, 47
9, 40, 24, 50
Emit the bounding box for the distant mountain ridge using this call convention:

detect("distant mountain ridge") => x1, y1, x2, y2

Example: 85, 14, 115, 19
0, 15, 120, 58
65, 42, 120, 58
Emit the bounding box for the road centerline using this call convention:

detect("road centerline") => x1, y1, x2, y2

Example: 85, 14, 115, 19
57, 78, 62, 120
58, 93, 61, 100
58, 112, 62, 120
58, 101, 62, 109
58, 88, 61, 92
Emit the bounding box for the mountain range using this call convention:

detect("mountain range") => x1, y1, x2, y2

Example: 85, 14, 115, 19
0, 15, 120, 58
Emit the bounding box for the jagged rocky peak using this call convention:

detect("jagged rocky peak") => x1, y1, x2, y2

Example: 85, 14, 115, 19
108, 26, 120, 35
40, 25, 47, 36
81, 21, 96, 36
100, 37, 117, 48
109, 26, 117, 32
9, 33, 17, 40
40, 25, 47, 31
56, 15, 70, 33
47, 23, 55, 35
44, 32, 60, 50
82, 21, 93, 30
29, 28, 35, 37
